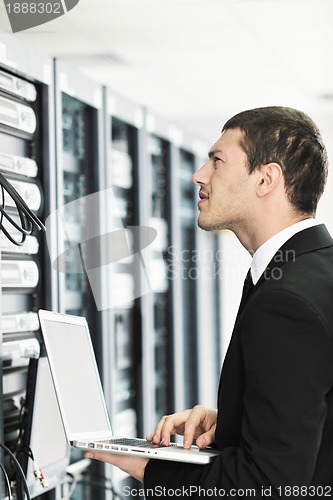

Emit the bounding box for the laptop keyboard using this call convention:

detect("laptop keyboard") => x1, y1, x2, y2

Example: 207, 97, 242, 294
101, 438, 177, 448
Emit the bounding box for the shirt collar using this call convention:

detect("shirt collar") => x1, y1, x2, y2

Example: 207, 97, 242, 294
251, 218, 320, 285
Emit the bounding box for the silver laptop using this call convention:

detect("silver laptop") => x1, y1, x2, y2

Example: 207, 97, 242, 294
38, 309, 219, 464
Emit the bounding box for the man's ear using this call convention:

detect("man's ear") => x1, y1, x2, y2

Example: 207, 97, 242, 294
256, 162, 283, 197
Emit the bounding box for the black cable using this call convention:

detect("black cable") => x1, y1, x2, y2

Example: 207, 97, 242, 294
0, 462, 12, 500
0, 183, 28, 246
1, 182, 33, 235
0, 171, 46, 247
0, 442, 31, 500
0, 172, 45, 230
13, 397, 28, 459
19, 446, 34, 461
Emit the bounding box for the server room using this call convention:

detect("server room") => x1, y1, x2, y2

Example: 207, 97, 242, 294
0, 1, 332, 499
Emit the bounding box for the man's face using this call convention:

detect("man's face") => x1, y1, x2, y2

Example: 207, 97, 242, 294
192, 128, 256, 232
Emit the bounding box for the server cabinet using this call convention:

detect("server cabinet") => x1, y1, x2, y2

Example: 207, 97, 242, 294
169, 143, 198, 412
195, 199, 223, 407
53, 61, 104, 319
102, 89, 144, 493
169, 133, 222, 413
138, 110, 174, 435
103, 90, 143, 434
0, 33, 60, 498
52, 61, 105, 500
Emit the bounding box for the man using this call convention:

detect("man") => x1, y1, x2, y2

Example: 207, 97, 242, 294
85, 107, 333, 498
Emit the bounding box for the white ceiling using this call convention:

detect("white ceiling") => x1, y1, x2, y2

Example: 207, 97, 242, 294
0, 0, 332, 143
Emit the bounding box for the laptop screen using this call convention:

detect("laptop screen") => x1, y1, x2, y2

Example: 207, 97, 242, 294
39, 311, 112, 441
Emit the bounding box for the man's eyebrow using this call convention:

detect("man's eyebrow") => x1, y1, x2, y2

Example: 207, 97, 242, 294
208, 149, 222, 158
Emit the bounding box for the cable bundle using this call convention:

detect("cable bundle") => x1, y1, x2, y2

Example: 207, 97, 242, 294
0, 441, 31, 500
0, 171, 46, 246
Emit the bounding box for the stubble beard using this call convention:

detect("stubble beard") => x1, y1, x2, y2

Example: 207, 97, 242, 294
197, 213, 226, 232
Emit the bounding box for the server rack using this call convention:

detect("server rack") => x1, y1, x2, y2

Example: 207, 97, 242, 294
53, 61, 104, 317
0, 32, 58, 499
194, 171, 223, 406
0, 32, 225, 500
102, 89, 144, 492
138, 110, 175, 435
52, 60, 105, 500
169, 133, 222, 413
169, 140, 198, 413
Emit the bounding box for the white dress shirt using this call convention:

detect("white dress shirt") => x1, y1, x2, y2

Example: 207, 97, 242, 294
251, 218, 320, 285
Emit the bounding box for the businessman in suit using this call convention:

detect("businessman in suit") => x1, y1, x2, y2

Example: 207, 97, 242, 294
85, 107, 333, 498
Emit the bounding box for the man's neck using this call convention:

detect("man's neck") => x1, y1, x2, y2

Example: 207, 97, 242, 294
236, 213, 313, 256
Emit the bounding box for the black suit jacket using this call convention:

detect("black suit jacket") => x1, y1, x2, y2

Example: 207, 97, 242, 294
144, 224, 333, 499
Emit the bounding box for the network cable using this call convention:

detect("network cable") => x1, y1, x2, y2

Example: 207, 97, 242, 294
0, 171, 46, 246
0, 462, 12, 500
0, 441, 31, 500
18, 446, 48, 490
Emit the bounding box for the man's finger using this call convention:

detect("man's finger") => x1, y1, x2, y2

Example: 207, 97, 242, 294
146, 414, 168, 443
183, 406, 206, 448
196, 428, 216, 448
158, 410, 191, 446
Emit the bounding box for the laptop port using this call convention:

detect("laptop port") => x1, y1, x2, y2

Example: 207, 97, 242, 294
88, 443, 95, 448
111, 446, 119, 450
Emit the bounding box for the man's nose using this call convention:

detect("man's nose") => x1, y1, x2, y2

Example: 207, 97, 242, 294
192, 161, 210, 186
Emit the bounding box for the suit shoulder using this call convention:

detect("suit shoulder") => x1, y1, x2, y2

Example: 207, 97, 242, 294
252, 250, 333, 336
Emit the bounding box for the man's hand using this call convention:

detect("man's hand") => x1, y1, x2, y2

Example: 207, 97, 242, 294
84, 451, 149, 483
146, 405, 217, 449
84, 406, 217, 481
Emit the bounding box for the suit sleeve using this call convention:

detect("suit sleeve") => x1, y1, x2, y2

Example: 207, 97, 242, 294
144, 289, 333, 499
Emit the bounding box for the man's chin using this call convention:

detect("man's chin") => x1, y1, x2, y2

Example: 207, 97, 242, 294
198, 219, 223, 232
